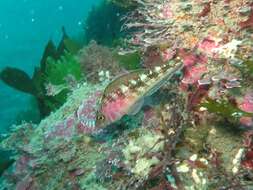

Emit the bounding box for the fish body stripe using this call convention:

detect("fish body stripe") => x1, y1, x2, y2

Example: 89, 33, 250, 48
139, 74, 148, 82
120, 84, 129, 93
104, 62, 182, 103
154, 66, 162, 73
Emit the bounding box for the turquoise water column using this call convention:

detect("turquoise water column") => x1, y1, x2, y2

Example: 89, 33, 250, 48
0, 0, 101, 133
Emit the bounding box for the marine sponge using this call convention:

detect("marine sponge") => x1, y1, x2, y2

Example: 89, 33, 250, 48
132, 157, 159, 177
123, 128, 164, 177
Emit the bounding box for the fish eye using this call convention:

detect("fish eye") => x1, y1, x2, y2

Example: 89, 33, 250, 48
97, 114, 105, 121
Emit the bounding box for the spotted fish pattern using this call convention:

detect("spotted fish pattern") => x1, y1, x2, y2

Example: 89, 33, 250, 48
96, 59, 183, 128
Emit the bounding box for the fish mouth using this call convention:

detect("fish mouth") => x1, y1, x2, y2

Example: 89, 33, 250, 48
95, 118, 110, 129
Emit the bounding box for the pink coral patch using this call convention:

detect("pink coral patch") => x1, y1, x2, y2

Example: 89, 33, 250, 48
182, 64, 207, 84
198, 37, 219, 56
179, 49, 207, 67
161, 49, 175, 62
239, 93, 253, 113
242, 150, 253, 170
162, 4, 173, 19
240, 116, 253, 127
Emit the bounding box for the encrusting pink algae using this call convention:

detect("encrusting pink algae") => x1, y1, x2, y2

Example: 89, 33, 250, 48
1, 0, 253, 190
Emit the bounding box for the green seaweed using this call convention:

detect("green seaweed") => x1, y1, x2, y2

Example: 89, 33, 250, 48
201, 98, 253, 122
64, 38, 82, 54
113, 51, 141, 70
44, 52, 82, 85
40, 51, 83, 113
43, 90, 69, 112
0, 29, 85, 118
242, 59, 253, 78
40, 40, 59, 73
232, 58, 253, 80
56, 27, 69, 56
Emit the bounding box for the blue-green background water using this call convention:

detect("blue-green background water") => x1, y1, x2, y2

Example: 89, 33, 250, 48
0, 0, 101, 133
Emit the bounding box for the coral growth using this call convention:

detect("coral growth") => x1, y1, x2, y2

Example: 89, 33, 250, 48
2, 0, 253, 190
79, 41, 122, 83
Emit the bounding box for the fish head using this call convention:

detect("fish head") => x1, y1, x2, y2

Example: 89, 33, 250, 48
95, 70, 145, 129
95, 94, 134, 128
95, 111, 109, 129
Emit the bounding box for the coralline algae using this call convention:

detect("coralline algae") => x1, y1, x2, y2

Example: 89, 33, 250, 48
1, 0, 253, 190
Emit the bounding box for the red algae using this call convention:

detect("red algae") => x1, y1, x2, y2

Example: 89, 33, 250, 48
239, 92, 253, 113
2, 0, 253, 190
239, 3, 253, 29
198, 2, 211, 17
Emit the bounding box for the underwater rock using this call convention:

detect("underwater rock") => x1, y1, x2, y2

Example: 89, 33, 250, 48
2, 0, 253, 189
79, 41, 122, 83
238, 92, 253, 113
123, 128, 164, 162
132, 157, 160, 178
0, 83, 107, 189
182, 125, 211, 154
239, 3, 253, 29
125, 0, 253, 56
206, 125, 243, 173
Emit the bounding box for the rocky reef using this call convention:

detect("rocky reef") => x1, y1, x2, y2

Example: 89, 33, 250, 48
1, 0, 253, 190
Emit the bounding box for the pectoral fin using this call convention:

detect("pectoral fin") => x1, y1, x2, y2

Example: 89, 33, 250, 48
128, 98, 144, 115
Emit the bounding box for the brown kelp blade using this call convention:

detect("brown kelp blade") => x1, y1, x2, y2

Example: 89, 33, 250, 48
0, 150, 14, 176
0, 67, 37, 95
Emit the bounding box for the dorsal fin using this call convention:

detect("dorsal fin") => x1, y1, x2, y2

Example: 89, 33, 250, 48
102, 69, 148, 96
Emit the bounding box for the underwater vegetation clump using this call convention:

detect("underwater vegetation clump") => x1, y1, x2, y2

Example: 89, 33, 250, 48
0, 29, 84, 119
79, 40, 122, 83
84, 0, 130, 46
1, 0, 253, 190
109, 0, 137, 8
78, 40, 142, 83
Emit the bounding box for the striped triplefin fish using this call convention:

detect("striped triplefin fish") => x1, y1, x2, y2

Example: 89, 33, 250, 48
95, 59, 183, 128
